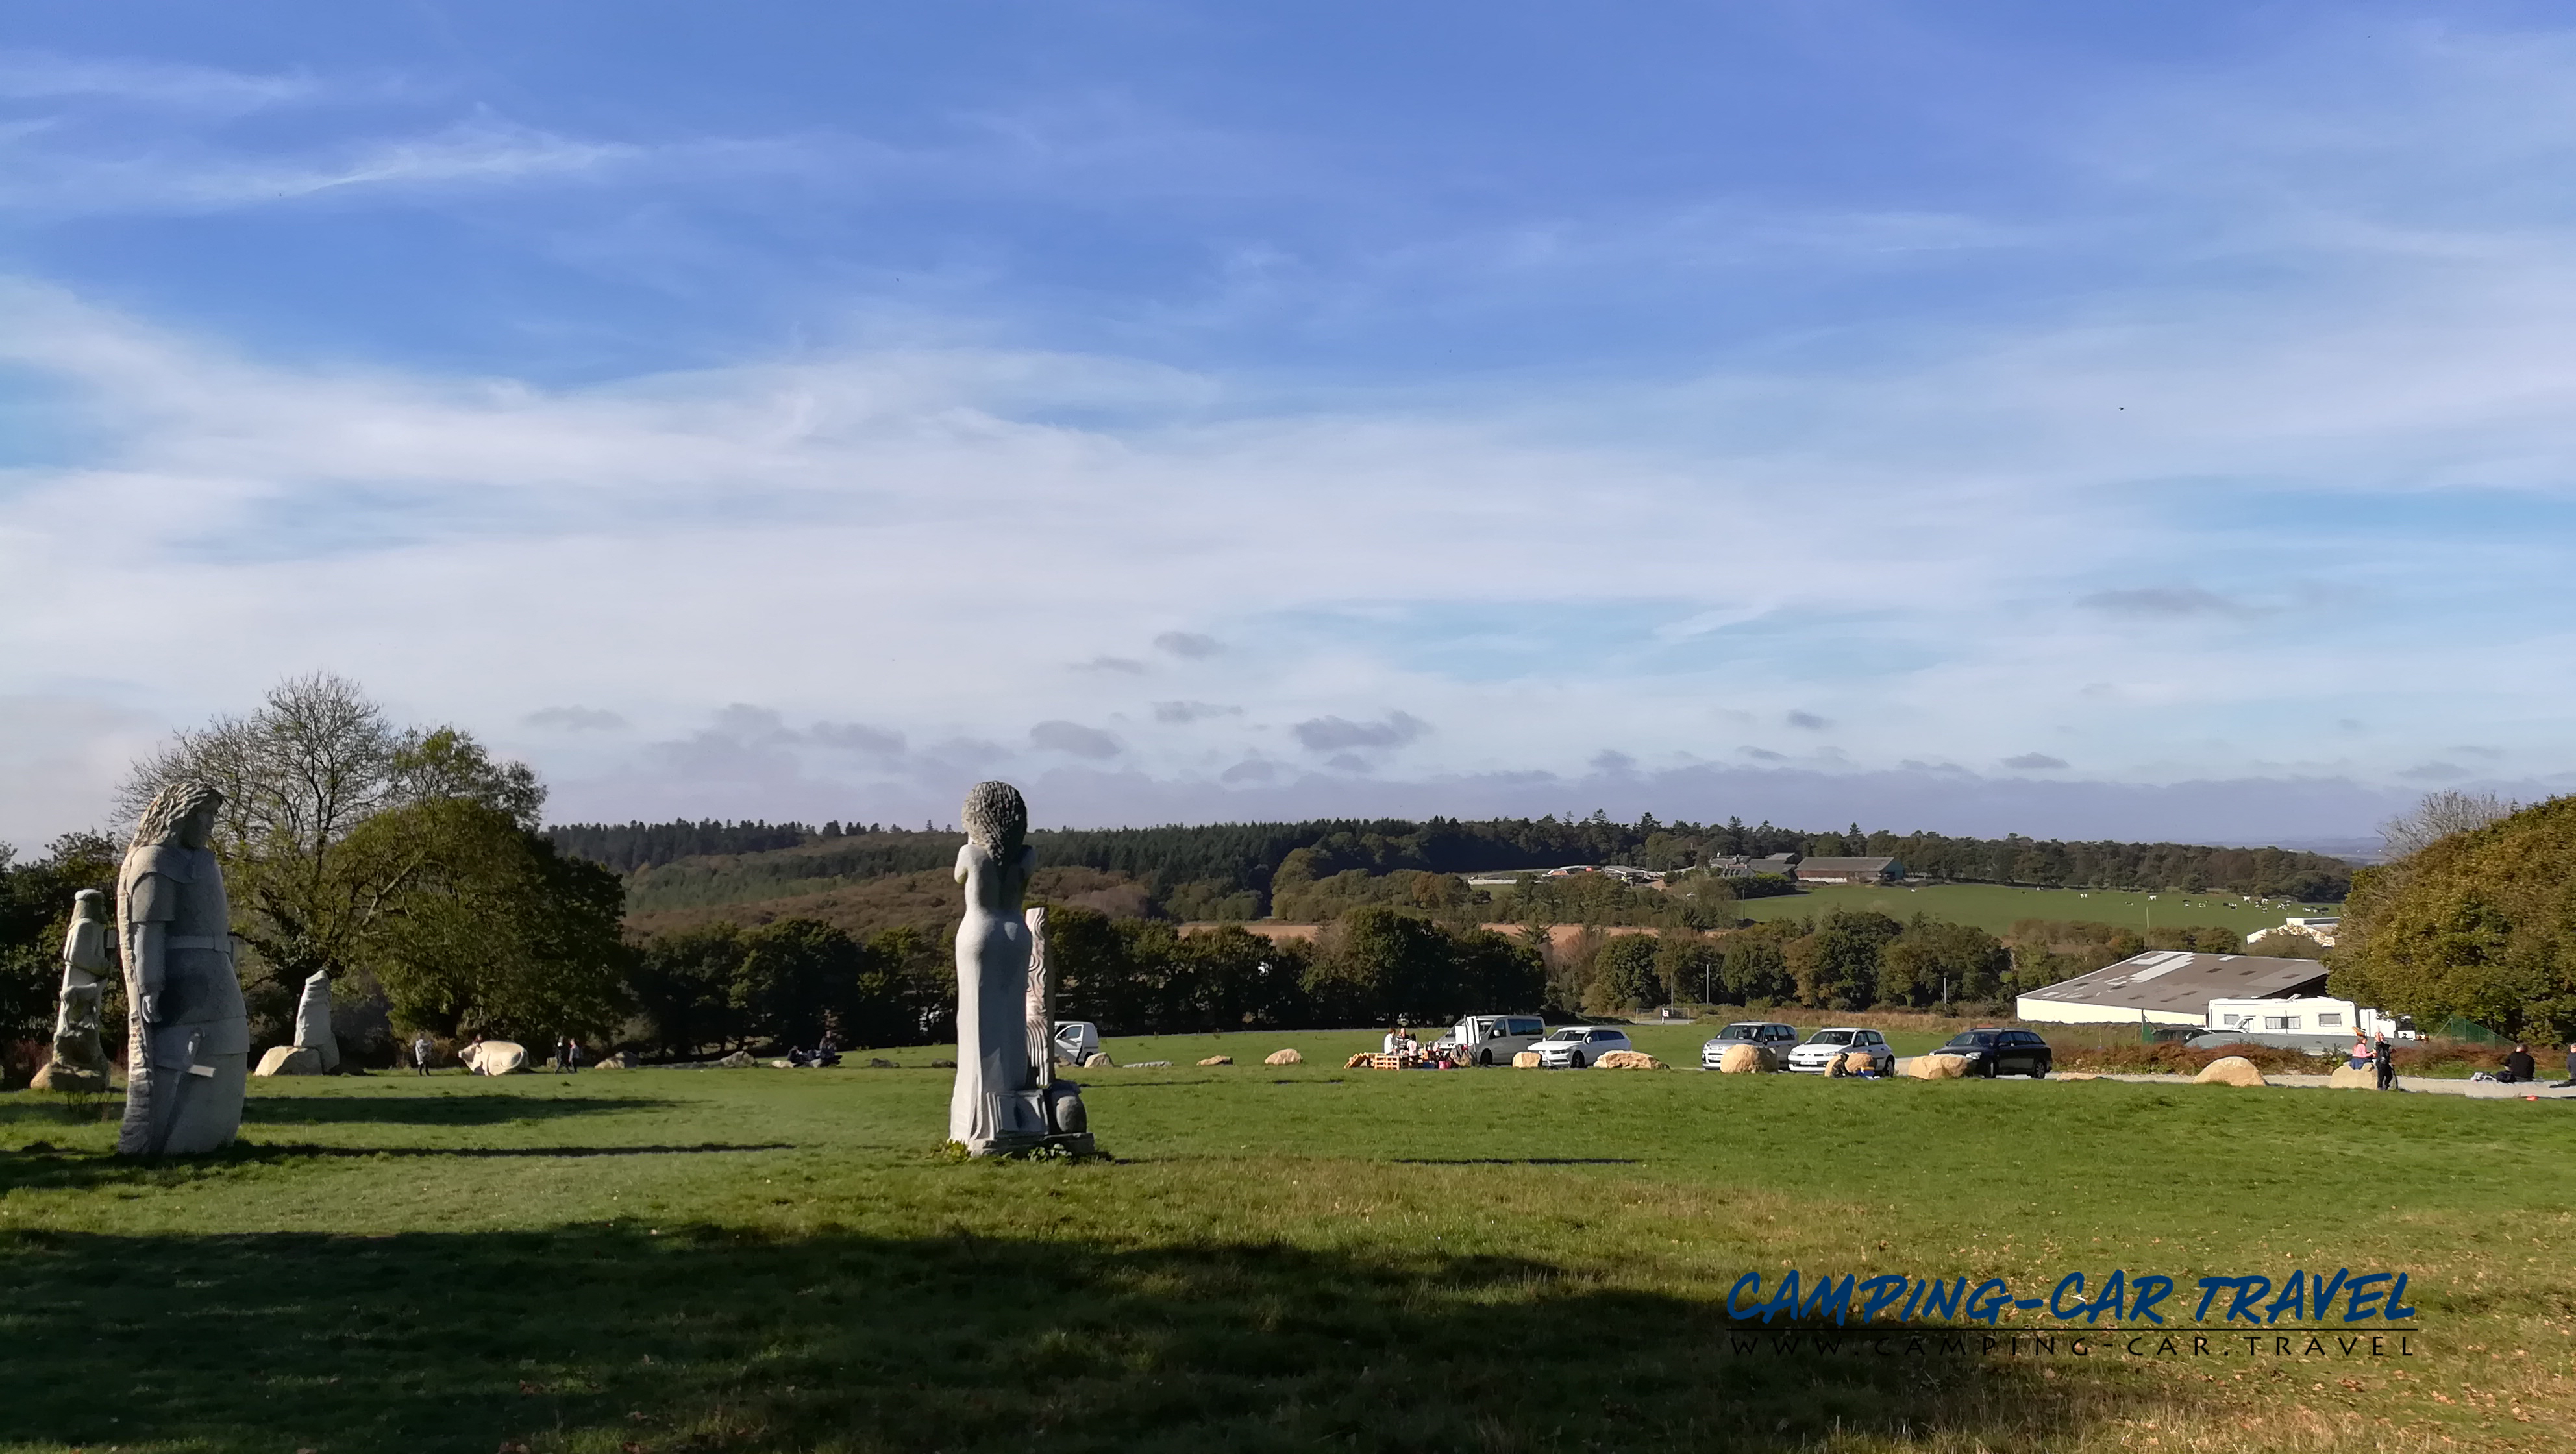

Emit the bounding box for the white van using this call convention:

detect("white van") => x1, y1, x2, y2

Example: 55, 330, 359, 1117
1051, 1021, 1101, 1063
1433, 1015, 1550, 1065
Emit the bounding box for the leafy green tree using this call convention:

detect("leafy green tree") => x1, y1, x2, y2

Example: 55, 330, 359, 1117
629, 923, 747, 1057
1718, 926, 1797, 1004
1454, 928, 1545, 1014
1877, 917, 2009, 1007
1789, 910, 1903, 1010
1587, 934, 1663, 1013
737, 918, 864, 1050
2334, 796, 2576, 1040
1653, 934, 1724, 1005
1307, 907, 1459, 1026
348, 798, 629, 1042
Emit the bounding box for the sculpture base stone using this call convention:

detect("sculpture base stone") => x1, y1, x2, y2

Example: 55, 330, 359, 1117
963, 1130, 1096, 1159
31, 1062, 109, 1094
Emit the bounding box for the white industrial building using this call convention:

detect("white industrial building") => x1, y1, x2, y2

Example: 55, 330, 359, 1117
2015, 950, 2331, 1027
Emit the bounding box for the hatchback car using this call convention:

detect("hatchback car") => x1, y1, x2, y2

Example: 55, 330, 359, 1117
1699, 1021, 1799, 1068
1935, 1028, 2053, 1078
1535, 1026, 1634, 1068
1785, 1027, 1894, 1075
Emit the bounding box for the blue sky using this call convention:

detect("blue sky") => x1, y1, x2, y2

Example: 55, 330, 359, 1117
5, 1, 2574, 846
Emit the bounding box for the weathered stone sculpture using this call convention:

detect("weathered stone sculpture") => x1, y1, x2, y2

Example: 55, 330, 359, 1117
32, 890, 113, 1092
292, 970, 340, 1072
116, 782, 248, 1156
948, 782, 1089, 1155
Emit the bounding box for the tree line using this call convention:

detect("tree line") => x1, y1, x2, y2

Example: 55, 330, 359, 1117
558, 810, 2355, 921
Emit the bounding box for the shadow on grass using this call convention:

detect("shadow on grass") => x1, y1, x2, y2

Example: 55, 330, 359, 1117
0, 1142, 797, 1194
0, 1221, 2168, 1454
242, 1093, 682, 1127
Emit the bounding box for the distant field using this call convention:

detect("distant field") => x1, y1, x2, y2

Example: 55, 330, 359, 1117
1733, 881, 2336, 936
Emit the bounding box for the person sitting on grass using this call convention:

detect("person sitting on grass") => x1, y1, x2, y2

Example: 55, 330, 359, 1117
2502, 1043, 2537, 1085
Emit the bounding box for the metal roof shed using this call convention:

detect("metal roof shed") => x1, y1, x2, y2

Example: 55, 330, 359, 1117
2013, 951, 2330, 1026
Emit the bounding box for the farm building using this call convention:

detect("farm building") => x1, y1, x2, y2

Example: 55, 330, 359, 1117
2014, 950, 2329, 1027
1793, 856, 1901, 884
1711, 853, 1802, 879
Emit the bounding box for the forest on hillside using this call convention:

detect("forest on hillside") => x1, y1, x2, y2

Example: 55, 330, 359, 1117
553, 812, 2355, 922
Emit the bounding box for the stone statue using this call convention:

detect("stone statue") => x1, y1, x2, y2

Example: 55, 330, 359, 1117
292, 970, 340, 1072
1024, 905, 1052, 1074
116, 782, 248, 1156
31, 890, 113, 1092
947, 782, 1089, 1155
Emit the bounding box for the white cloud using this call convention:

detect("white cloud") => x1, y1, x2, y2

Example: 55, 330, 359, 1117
13, 22, 2576, 841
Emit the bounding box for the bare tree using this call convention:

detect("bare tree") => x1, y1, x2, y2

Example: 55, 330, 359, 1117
2379, 789, 2520, 861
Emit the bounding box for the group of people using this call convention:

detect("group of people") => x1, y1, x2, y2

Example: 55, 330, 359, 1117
786, 1039, 843, 1068
2496, 1041, 2576, 1088
1379, 1024, 1464, 1069
2346, 1033, 2399, 1090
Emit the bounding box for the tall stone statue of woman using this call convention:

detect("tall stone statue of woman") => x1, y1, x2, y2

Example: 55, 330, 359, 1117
116, 782, 248, 1157
948, 781, 1050, 1153
32, 890, 113, 1092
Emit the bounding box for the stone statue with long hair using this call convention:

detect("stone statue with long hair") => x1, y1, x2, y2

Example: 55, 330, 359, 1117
31, 890, 113, 1092
116, 782, 248, 1155
948, 782, 1089, 1155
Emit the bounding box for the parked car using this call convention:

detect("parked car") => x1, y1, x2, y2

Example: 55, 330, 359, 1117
1785, 1027, 1894, 1075
1535, 1026, 1634, 1068
1051, 1021, 1101, 1064
1700, 1021, 1800, 1068
1933, 1028, 2052, 1078
1431, 1015, 1551, 1065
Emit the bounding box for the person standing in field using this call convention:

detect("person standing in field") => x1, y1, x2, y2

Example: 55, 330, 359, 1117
2554, 1042, 2576, 1090
560, 1036, 582, 1074
2373, 1033, 2395, 1091
412, 1032, 434, 1075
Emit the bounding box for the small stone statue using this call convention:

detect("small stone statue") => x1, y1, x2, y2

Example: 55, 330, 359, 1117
31, 890, 113, 1092
292, 970, 340, 1072
116, 782, 248, 1156
947, 782, 1089, 1155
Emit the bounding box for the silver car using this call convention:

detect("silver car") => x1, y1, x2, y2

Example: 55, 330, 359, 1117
1784, 1027, 1894, 1076
1700, 1021, 1799, 1068
1534, 1026, 1634, 1068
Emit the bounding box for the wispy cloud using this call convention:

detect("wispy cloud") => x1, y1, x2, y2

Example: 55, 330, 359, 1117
1291, 712, 1430, 754
523, 706, 626, 732
0, 51, 325, 110
2079, 587, 2262, 621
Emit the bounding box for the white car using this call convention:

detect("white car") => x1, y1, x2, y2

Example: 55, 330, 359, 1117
1534, 1026, 1634, 1068
1784, 1027, 1894, 1076
1432, 1015, 1551, 1066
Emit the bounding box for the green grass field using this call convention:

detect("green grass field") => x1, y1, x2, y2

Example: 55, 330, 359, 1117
1733, 883, 2337, 937
5, 1036, 2568, 1453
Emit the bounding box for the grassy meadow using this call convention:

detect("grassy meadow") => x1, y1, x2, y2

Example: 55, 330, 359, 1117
5, 1036, 2570, 1454
1732, 883, 2336, 937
